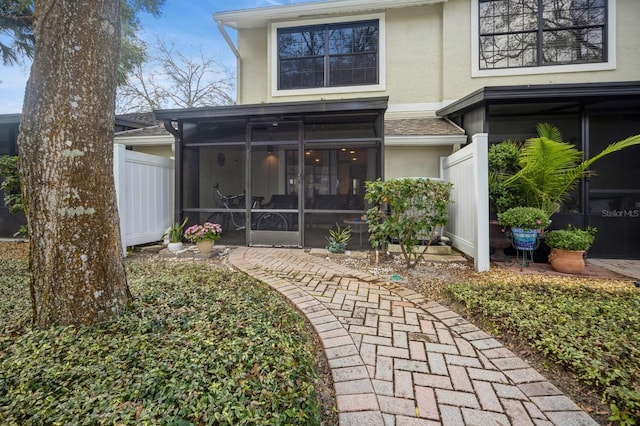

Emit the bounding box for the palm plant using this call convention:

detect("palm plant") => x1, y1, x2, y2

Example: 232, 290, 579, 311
506, 123, 640, 217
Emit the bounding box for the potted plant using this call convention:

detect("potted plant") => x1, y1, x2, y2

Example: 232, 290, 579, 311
505, 123, 640, 217
184, 222, 222, 253
164, 217, 188, 252
546, 225, 596, 274
326, 223, 351, 254
498, 207, 550, 251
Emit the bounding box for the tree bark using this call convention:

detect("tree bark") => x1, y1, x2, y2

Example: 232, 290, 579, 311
17, 0, 132, 327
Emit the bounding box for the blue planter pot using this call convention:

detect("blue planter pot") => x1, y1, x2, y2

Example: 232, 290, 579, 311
511, 228, 539, 251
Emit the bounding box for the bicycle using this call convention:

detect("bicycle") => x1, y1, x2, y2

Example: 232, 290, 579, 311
208, 184, 289, 232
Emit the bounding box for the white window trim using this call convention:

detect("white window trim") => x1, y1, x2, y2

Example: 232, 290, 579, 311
270, 13, 386, 97
470, 0, 616, 78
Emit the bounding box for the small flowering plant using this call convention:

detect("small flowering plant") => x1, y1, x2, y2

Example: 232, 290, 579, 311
497, 207, 551, 230
184, 222, 222, 242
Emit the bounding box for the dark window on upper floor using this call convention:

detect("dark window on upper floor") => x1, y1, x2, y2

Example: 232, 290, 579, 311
277, 20, 379, 90
479, 0, 606, 69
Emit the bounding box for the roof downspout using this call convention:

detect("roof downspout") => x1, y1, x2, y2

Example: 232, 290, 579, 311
216, 20, 242, 104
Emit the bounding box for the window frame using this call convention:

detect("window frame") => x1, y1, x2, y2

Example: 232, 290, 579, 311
270, 13, 386, 97
471, 0, 616, 77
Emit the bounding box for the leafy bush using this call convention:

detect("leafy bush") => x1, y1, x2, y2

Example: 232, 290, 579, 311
545, 225, 597, 251
445, 280, 640, 424
0, 261, 322, 425
0, 156, 27, 237
488, 140, 524, 214
497, 206, 550, 229
365, 178, 453, 268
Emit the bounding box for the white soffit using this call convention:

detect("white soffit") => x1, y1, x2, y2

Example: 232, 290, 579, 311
214, 0, 446, 28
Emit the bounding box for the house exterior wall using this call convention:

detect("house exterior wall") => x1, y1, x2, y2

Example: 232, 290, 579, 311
130, 145, 173, 158
237, 5, 446, 111
237, 0, 638, 109
441, 0, 639, 102
385, 145, 453, 179
239, 27, 269, 104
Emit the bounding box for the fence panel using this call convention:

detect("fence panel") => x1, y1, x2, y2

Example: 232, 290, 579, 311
442, 134, 489, 272
113, 144, 174, 254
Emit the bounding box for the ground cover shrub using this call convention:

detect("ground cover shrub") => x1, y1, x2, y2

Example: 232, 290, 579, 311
0, 260, 322, 425
445, 280, 640, 424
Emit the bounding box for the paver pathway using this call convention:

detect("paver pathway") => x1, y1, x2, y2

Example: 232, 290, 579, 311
228, 247, 598, 426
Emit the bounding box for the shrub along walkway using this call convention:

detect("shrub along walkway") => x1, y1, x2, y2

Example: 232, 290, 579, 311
229, 247, 598, 426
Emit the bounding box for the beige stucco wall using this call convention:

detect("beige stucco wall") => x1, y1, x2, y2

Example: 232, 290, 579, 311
441, 0, 640, 102
130, 145, 173, 158
238, 27, 269, 104
237, 0, 640, 107
384, 145, 454, 179
237, 5, 446, 107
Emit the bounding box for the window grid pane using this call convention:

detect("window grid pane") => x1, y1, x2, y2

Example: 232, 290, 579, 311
479, 0, 606, 70
278, 20, 379, 90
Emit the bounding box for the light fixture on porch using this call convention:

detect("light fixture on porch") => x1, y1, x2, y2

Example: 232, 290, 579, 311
267, 145, 273, 155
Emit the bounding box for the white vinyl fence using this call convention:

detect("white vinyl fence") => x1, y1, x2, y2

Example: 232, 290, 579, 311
442, 133, 490, 272
113, 144, 174, 254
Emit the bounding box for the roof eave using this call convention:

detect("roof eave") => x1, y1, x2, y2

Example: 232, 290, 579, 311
437, 81, 640, 117
214, 0, 446, 29
155, 97, 389, 121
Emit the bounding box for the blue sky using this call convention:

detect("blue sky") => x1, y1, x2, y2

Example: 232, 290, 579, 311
0, 0, 316, 113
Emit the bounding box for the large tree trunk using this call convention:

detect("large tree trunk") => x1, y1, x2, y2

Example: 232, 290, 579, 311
17, 1, 132, 327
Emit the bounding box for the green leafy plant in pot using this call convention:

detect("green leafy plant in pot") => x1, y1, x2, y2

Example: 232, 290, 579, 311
498, 207, 550, 251
326, 223, 351, 253
505, 123, 640, 217
164, 217, 188, 252
545, 225, 596, 274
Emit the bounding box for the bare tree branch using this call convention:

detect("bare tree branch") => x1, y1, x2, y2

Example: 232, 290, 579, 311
116, 38, 235, 113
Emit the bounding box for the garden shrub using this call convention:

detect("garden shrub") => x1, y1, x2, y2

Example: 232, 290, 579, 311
365, 178, 453, 268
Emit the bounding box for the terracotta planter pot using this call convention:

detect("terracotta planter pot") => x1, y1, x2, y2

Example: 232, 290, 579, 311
196, 239, 215, 254
548, 248, 586, 274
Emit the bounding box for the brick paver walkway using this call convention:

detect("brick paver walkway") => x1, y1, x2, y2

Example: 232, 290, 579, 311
228, 247, 598, 426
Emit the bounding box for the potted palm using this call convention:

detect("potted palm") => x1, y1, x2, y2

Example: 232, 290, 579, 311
505, 123, 640, 217
497, 207, 550, 251
546, 225, 597, 274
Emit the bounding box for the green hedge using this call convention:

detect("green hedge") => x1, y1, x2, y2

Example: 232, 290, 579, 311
0, 260, 322, 425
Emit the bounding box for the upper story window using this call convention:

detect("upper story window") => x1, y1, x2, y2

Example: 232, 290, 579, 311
277, 20, 379, 90
478, 0, 607, 70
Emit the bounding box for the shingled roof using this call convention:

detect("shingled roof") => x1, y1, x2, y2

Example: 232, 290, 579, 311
385, 117, 464, 136
114, 124, 169, 137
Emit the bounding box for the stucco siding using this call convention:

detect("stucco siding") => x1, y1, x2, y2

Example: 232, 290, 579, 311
385, 6, 443, 105
234, 0, 638, 110
239, 27, 269, 104
236, 5, 447, 107
384, 145, 454, 179
442, 0, 640, 102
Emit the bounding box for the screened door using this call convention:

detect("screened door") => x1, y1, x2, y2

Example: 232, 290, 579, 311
248, 123, 301, 247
